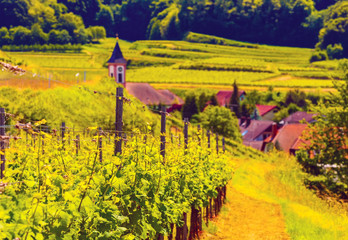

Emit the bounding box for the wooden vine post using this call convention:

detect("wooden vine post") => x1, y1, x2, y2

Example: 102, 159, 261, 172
197, 124, 201, 146
207, 130, 210, 149
0, 108, 5, 179
61, 122, 66, 149
222, 137, 225, 153
115, 87, 123, 155
75, 135, 80, 156
216, 132, 219, 154
160, 106, 166, 160
98, 127, 103, 162
184, 118, 188, 151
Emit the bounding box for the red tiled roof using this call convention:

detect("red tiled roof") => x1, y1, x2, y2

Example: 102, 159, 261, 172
126, 83, 183, 105
216, 90, 245, 106
239, 120, 274, 141
157, 89, 184, 105
291, 137, 311, 151
272, 124, 308, 153
282, 111, 316, 124
256, 104, 278, 116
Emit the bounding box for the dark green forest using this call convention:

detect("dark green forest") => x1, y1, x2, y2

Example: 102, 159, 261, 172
0, 0, 347, 57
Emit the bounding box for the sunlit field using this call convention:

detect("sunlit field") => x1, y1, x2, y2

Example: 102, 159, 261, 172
1, 35, 345, 90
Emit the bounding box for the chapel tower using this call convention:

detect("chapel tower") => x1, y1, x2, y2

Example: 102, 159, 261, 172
107, 36, 127, 87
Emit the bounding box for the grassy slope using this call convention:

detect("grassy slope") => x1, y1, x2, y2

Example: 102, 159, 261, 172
0, 78, 162, 132
228, 150, 348, 239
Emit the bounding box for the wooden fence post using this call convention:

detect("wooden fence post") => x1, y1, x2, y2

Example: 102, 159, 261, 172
98, 127, 103, 163
160, 106, 166, 160
0, 108, 5, 179
197, 125, 201, 146
216, 133, 219, 154
207, 130, 210, 149
42, 135, 45, 155
115, 87, 123, 155
222, 137, 225, 153
76, 135, 80, 156
61, 122, 66, 150
184, 118, 188, 150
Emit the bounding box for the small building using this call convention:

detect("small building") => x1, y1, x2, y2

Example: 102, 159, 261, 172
216, 90, 246, 107
280, 111, 316, 125
107, 38, 183, 109
255, 105, 279, 121
126, 82, 184, 107
267, 124, 308, 154
107, 37, 127, 87
239, 118, 277, 151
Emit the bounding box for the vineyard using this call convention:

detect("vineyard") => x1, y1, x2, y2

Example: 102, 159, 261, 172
1, 33, 346, 90
0, 98, 233, 239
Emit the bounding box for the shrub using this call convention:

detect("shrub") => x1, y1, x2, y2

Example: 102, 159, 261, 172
309, 50, 328, 62
326, 43, 344, 60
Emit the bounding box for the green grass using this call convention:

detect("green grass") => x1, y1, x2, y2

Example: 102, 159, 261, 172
2, 34, 345, 89
231, 151, 348, 240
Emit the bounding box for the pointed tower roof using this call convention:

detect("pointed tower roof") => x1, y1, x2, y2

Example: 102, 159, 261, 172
108, 38, 127, 64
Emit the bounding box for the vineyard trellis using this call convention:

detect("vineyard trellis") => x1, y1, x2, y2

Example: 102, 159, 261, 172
0, 87, 230, 240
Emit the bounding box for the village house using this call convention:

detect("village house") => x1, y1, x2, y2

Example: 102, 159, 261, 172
107, 38, 183, 109
255, 104, 279, 121
280, 111, 316, 125
265, 124, 308, 154
215, 90, 246, 107
239, 118, 277, 151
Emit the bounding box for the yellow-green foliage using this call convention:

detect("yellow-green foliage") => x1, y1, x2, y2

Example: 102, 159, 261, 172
0, 78, 160, 131
0, 127, 232, 239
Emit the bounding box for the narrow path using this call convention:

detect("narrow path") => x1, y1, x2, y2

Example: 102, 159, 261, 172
202, 186, 290, 240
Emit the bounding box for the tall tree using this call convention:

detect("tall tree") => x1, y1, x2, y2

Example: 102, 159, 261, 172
201, 105, 241, 140
230, 81, 240, 118
182, 95, 198, 120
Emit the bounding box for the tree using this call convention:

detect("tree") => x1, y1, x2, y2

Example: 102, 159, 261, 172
182, 95, 198, 120
48, 29, 71, 44
284, 89, 307, 108
87, 26, 106, 42
58, 12, 85, 37
58, 0, 101, 26
11, 26, 33, 45
197, 92, 209, 112
31, 23, 48, 45
316, 1, 348, 58
297, 60, 348, 198
229, 81, 240, 118
201, 105, 241, 140
0, 27, 11, 46
73, 27, 88, 44
210, 94, 218, 106
0, 0, 32, 28
96, 4, 114, 34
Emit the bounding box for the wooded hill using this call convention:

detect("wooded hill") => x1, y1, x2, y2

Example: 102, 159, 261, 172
0, 0, 347, 58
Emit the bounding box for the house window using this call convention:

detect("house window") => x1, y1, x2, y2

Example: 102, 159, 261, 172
118, 73, 123, 83
116, 66, 124, 83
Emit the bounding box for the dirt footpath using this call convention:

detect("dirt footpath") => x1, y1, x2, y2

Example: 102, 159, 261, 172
202, 186, 290, 240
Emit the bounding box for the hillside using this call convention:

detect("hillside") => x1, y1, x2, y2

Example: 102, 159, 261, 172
1, 35, 345, 91
202, 149, 348, 240
0, 36, 347, 239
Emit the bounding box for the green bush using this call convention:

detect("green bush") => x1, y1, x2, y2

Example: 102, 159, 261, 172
309, 50, 328, 62
326, 43, 344, 60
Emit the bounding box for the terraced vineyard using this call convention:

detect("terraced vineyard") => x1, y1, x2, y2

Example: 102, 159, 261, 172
1, 33, 345, 89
